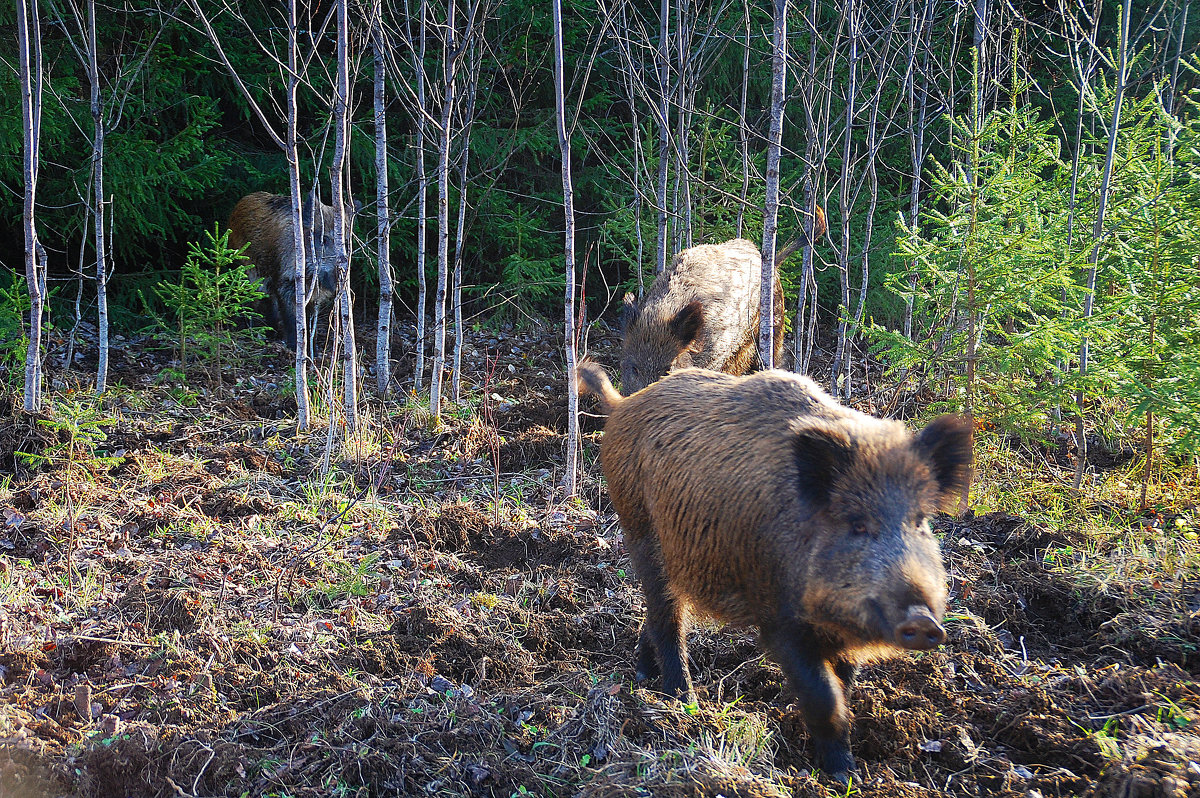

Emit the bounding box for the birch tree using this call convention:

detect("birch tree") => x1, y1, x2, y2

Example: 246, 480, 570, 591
332, 0, 357, 431
904, 0, 935, 340
189, 0, 319, 429
736, 0, 751, 239
84, 0, 107, 392
18, 0, 45, 412
373, 0, 394, 397
759, 0, 786, 370
654, 0, 671, 276
1074, 0, 1131, 490
552, 0, 580, 496
407, 0, 430, 393
452, 37, 482, 404
430, 0, 459, 421
830, 0, 859, 395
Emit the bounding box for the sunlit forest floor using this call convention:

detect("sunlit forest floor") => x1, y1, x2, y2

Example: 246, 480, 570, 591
2, 323, 1198, 798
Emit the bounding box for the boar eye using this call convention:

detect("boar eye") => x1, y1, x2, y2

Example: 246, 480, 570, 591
849, 521, 869, 537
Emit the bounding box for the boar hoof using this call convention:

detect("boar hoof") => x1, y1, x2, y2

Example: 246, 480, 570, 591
813, 740, 856, 783
635, 645, 659, 682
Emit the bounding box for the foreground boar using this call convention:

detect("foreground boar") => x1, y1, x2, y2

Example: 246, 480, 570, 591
620, 210, 825, 394
577, 361, 972, 780
227, 191, 357, 349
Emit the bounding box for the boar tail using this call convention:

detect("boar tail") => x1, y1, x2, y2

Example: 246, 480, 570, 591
777, 204, 828, 262
576, 360, 623, 412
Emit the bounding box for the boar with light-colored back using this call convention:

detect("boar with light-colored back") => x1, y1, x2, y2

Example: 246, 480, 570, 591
578, 361, 972, 781
619, 238, 783, 395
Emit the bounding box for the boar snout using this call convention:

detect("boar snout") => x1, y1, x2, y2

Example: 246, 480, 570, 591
316, 262, 338, 296
895, 606, 946, 650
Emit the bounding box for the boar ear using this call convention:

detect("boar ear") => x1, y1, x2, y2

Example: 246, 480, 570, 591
621, 292, 640, 333
792, 426, 855, 507
669, 301, 704, 348
915, 415, 974, 505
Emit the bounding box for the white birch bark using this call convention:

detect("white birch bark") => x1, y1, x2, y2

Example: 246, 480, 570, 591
84, 0, 109, 394
189, 0, 314, 427
333, 0, 357, 432
430, 0, 457, 420
831, 0, 858, 395
1055, 0, 1100, 422
452, 39, 480, 404
736, 0, 751, 239
904, 0, 934, 340
553, 0, 580, 496
287, 0, 312, 430
373, 5, 394, 397
18, 0, 44, 412
759, 0, 787, 370
654, 0, 670, 276
409, 0, 430, 393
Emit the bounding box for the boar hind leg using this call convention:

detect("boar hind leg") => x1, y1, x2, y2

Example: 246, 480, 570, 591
635, 626, 659, 681
630, 541, 692, 700
762, 627, 855, 780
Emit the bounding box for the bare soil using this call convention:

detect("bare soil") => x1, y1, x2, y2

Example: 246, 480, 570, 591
1, 324, 1197, 798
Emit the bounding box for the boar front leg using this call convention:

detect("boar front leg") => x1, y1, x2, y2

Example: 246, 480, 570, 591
762, 625, 855, 780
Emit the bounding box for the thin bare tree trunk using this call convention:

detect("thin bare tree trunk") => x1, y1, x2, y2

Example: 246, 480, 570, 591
794, 0, 822, 374
410, 0, 430, 393
831, 0, 858, 396
1074, 0, 1131, 491
287, 0, 312, 430
736, 0, 751, 238
84, 0, 109, 394
1166, 0, 1188, 156
553, 0, 580, 496
18, 0, 44, 412
760, 0, 787, 370
1055, 0, 1099, 422
431, 0, 457, 420
675, 0, 693, 249
655, 0, 670, 275
333, 0, 357, 432
614, 0, 646, 297
846, 5, 900, 394
191, 0, 314, 427
452, 39, 480, 404
373, 7, 394, 397
904, 0, 933, 340
973, 0, 990, 121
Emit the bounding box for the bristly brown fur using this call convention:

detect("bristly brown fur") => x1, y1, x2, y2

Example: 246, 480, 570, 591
227, 191, 349, 349
619, 239, 794, 395
593, 367, 973, 779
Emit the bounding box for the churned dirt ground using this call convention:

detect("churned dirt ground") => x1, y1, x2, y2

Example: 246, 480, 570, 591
1, 323, 1198, 798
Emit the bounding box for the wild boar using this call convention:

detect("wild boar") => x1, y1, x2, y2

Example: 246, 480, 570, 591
226, 191, 358, 350
619, 209, 826, 395
577, 361, 972, 780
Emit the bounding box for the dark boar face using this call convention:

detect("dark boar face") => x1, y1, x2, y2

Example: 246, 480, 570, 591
619, 295, 704, 394
303, 198, 361, 301
793, 415, 973, 651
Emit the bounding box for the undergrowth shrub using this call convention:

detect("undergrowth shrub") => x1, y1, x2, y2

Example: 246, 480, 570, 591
870, 55, 1200, 498
147, 224, 266, 386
